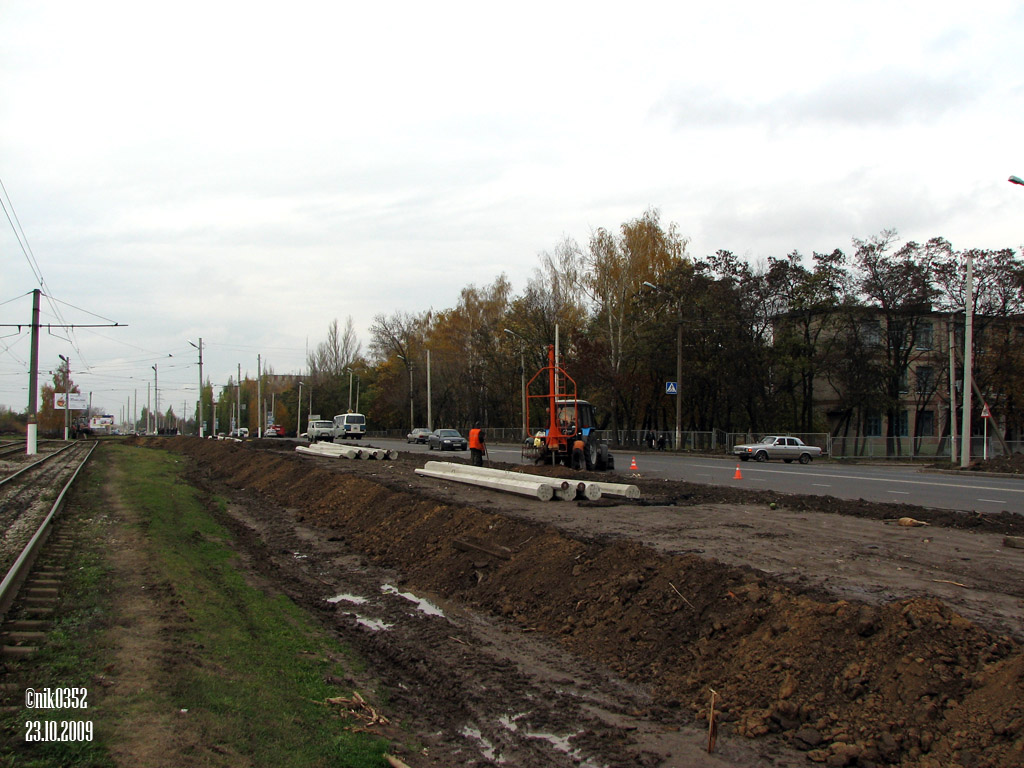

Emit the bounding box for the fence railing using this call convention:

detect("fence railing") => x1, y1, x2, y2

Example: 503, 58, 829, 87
826, 435, 1021, 460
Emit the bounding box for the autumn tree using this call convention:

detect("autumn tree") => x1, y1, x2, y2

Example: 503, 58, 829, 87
369, 310, 430, 429
425, 276, 513, 429
558, 208, 688, 435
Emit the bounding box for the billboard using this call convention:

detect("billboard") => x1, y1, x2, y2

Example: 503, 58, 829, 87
54, 392, 89, 410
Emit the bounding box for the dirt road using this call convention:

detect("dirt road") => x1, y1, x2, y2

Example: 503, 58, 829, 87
146, 437, 1024, 767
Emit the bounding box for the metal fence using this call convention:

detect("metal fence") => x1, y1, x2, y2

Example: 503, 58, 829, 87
826, 435, 1021, 460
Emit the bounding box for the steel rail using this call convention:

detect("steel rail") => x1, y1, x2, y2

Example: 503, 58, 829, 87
0, 441, 96, 619
0, 441, 79, 487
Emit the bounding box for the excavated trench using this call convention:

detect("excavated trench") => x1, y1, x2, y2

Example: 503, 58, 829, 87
146, 437, 1024, 768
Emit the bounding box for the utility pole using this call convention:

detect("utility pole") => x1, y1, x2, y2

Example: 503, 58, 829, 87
152, 364, 159, 434
189, 338, 204, 437
26, 289, 41, 454
59, 354, 70, 440
948, 323, 958, 463
960, 253, 973, 468
257, 354, 262, 437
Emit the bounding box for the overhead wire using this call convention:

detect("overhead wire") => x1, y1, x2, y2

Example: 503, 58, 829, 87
0, 177, 91, 367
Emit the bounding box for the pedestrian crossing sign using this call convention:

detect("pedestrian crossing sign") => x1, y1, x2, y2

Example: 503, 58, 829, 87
666, 382, 678, 395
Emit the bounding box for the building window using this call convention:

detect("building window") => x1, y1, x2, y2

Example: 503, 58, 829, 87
915, 366, 934, 393
916, 322, 933, 350
861, 320, 882, 347
899, 368, 909, 394
917, 410, 935, 436
865, 410, 882, 436
897, 410, 909, 437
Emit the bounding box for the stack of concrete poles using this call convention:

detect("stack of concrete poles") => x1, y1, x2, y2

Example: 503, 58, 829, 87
295, 444, 399, 461
415, 462, 562, 501
416, 461, 640, 501
428, 462, 599, 501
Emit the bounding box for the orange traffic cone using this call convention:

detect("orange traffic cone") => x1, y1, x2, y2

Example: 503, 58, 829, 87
734, 464, 743, 480
629, 456, 638, 470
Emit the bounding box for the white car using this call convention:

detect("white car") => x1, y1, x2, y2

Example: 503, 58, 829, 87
733, 436, 823, 464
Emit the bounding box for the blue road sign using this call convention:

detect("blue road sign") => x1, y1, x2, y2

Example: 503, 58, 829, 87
666, 382, 678, 394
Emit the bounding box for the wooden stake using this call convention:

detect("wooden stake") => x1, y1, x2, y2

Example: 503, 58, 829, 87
669, 581, 696, 610
707, 688, 718, 753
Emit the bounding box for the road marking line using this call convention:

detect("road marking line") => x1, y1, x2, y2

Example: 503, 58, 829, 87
889, 491, 909, 495
686, 462, 1024, 495
812, 483, 831, 488
978, 498, 1007, 504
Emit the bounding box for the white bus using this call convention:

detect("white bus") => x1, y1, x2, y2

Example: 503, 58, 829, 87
333, 412, 366, 440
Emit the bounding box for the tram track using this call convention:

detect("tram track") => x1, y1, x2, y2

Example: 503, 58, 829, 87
0, 441, 96, 653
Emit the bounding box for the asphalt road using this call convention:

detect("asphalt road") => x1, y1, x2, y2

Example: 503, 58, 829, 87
370, 437, 1023, 515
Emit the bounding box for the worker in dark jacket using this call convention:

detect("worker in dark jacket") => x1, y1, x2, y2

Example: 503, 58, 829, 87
469, 423, 486, 466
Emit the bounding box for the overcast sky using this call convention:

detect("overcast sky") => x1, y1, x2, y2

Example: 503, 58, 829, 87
2, 1, 1023, 420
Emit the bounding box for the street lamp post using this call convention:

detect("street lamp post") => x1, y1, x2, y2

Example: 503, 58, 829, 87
426, 349, 432, 432
504, 328, 528, 439
644, 282, 683, 451
397, 354, 414, 430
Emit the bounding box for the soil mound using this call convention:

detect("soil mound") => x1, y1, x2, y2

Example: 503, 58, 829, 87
147, 437, 1024, 767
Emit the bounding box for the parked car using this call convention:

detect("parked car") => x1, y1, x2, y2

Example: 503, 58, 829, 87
428, 428, 468, 451
407, 427, 432, 444
265, 425, 285, 437
306, 420, 335, 443
733, 435, 823, 464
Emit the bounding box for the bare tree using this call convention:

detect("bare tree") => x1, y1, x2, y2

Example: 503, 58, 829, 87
307, 317, 362, 382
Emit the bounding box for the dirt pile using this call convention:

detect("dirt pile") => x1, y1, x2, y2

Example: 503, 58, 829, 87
969, 453, 1024, 476
149, 437, 1024, 767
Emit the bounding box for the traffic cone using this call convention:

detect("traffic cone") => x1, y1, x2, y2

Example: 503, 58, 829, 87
734, 463, 743, 480
630, 456, 638, 470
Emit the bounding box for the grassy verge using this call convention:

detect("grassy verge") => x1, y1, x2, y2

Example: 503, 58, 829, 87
1, 443, 389, 767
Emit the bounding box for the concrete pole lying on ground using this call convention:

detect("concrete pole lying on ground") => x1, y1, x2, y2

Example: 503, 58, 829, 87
415, 465, 556, 501
589, 480, 641, 499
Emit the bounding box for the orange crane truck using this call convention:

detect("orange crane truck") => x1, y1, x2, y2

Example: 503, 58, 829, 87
520, 345, 614, 471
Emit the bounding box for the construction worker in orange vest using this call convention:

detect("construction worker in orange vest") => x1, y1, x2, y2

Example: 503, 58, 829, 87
571, 438, 586, 470
469, 423, 486, 466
